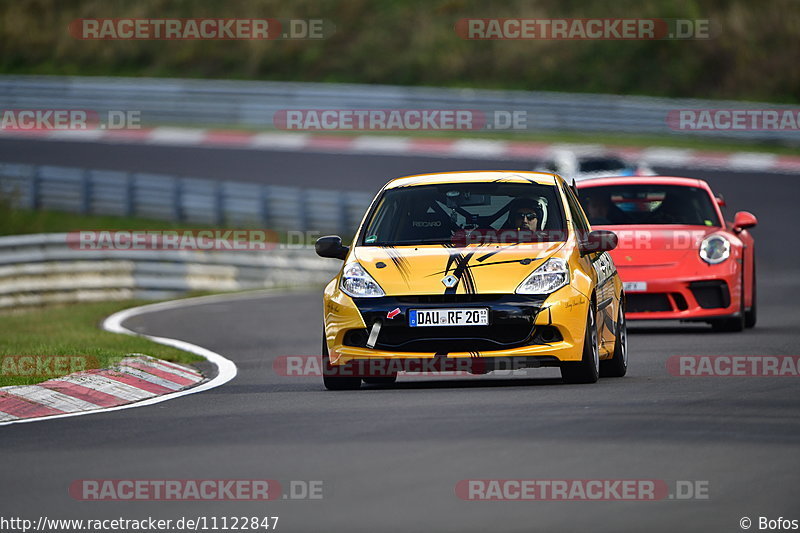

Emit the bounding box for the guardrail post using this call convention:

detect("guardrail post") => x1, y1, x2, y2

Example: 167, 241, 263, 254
173, 178, 184, 222
125, 172, 135, 216
298, 188, 309, 233
81, 168, 92, 215
29, 164, 40, 210
215, 182, 225, 226
339, 190, 349, 235
260, 185, 270, 227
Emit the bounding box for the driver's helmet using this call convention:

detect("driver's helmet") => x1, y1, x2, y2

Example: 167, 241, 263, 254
506, 197, 548, 230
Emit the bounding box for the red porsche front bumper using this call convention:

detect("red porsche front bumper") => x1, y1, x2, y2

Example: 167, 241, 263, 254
618, 262, 743, 321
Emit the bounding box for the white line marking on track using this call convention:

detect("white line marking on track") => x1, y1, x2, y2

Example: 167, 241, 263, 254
47, 129, 107, 141
450, 139, 509, 158
729, 152, 778, 170
351, 136, 412, 153
641, 147, 694, 166
147, 127, 207, 145
250, 132, 310, 149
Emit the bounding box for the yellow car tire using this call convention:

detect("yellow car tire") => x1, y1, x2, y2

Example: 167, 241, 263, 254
561, 304, 600, 384
322, 335, 362, 391
600, 299, 628, 378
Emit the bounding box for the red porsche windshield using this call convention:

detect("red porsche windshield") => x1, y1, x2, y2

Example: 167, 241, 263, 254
577, 184, 721, 227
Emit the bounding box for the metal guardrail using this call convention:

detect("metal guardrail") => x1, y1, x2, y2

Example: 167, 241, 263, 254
0, 162, 374, 235
0, 161, 362, 307
0, 233, 340, 308
0, 75, 796, 144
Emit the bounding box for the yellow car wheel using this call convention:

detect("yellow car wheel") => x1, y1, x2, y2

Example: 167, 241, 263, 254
322, 335, 361, 391
600, 299, 628, 378
561, 304, 600, 384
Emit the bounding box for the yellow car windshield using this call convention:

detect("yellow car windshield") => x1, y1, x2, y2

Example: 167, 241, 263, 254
361, 182, 567, 246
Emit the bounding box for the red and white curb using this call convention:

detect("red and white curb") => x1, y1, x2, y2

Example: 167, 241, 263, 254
1, 127, 798, 174
0, 354, 204, 423
0, 292, 245, 427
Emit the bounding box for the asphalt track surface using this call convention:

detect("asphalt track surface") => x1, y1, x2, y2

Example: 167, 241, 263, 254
2, 138, 799, 532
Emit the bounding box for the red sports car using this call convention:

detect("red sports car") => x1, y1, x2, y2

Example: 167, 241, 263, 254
575, 176, 757, 332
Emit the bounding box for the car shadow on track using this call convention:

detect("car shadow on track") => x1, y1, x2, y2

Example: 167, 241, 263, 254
364, 377, 566, 390
628, 324, 717, 335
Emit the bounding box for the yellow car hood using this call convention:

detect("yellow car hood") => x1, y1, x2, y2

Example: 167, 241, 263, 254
351, 242, 565, 295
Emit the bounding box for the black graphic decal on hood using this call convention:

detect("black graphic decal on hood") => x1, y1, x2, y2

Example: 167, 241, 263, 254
381, 246, 411, 286
442, 246, 477, 295
426, 256, 538, 277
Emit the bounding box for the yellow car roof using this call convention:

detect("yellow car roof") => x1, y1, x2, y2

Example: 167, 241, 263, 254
384, 171, 560, 189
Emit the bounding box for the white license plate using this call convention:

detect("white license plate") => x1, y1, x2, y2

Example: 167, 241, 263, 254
623, 281, 648, 292
409, 308, 489, 327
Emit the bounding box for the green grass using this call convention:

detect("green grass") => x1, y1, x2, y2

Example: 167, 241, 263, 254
0, 207, 191, 236
0, 208, 298, 388
0, 300, 203, 387
0, 206, 326, 244
1, 0, 798, 104
0, 206, 319, 388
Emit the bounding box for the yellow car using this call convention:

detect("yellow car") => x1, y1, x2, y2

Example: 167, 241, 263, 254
315, 171, 626, 390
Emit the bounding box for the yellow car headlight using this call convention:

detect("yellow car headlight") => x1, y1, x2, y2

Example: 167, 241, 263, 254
516, 257, 570, 295
340, 262, 385, 298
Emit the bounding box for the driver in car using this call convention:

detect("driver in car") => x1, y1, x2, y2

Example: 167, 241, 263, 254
505, 197, 544, 231
582, 193, 613, 225
496, 197, 546, 245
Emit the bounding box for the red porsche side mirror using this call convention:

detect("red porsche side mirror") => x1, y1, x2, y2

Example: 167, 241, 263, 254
733, 211, 757, 233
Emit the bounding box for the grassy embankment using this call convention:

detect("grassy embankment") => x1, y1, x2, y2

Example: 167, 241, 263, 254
0, 208, 223, 387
